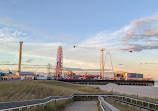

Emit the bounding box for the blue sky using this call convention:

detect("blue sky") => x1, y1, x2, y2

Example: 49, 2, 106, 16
1, 0, 158, 36
0, 0, 158, 79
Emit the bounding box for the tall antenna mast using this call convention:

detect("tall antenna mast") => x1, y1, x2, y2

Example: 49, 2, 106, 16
48, 63, 51, 78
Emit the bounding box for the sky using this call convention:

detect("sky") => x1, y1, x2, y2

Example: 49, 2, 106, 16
0, 0, 158, 79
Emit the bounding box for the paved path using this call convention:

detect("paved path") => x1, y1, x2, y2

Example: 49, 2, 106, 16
64, 101, 97, 111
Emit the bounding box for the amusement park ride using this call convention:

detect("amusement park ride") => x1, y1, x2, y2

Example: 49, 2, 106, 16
56, 46, 63, 79
0, 41, 153, 85
54, 45, 133, 80
55, 45, 152, 83
73, 45, 132, 79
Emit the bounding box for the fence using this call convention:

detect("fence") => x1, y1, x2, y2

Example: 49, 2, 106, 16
0, 94, 158, 111
107, 94, 158, 111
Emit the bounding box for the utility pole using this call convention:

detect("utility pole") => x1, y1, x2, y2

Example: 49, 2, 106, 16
18, 41, 23, 72
48, 63, 51, 79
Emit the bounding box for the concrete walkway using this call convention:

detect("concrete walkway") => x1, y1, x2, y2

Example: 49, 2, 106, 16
64, 101, 97, 111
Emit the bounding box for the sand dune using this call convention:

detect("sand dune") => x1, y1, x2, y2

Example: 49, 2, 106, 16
91, 83, 158, 98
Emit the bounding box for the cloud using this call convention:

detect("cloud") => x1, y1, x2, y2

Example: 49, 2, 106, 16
122, 44, 158, 52
0, 27, 31, 43
0, 15, 79, 43
119, 15, 158, 51
63, 58, 98, 68
0, 40, 98, 69
0, 63, 18, 65
0, 63, 49, 67
145, 27, 158, 36
0, 16, 28, 30
63, 67, 110, 71
79, 15, 158, 52
1, 13, 158, 72
79, 31, 122, 49
0, 61, 10, 63
25, 59, 34, 63
23, 66, 47, 69
118, 64, 123, 65
140, 62, 158, 65
43, 34, 77, 42
145, 40, 158, 42
0, 16, 104, 70
144, 63, 158, 65
121, 16, 158, 42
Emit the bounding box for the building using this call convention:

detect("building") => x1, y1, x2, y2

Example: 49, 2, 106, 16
15, 72, 35, 80
115, 71, 144, 80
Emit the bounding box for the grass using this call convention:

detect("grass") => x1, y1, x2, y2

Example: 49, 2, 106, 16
0, 80, 157, 111
108, 90, 158, 103
0, 80, 102, 102
10, 99, 74, 111
0, 80, 104, 111
128, 94, 158, 103
104, 98, 140, 111
30, 98, 74, 111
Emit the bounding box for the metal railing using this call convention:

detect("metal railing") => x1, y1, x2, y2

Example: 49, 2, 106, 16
74, 94, 158, 111
98, 96, 119, 111
0, 95, 74, 111
0, 94, 158, 111
106, 95, 158, 111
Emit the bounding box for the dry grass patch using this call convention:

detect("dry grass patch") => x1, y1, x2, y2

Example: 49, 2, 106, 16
0, 80, 102, 102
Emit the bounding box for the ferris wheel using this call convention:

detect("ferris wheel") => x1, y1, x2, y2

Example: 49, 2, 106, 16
56, 46, 63, 79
